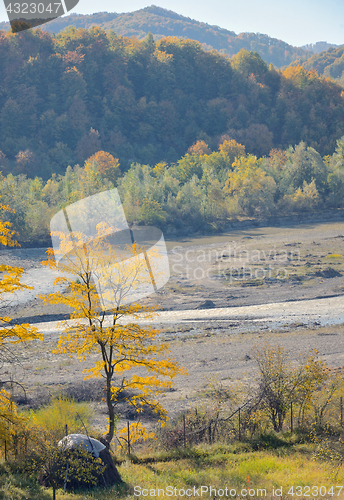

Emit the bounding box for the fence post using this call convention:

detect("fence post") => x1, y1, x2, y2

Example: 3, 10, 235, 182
291, 402, 293, 433
65, 424, 68, 436
341, 397, 343, 427
238, 407, 241, 441
127, 421, 130, 456
183, 414, 186, 448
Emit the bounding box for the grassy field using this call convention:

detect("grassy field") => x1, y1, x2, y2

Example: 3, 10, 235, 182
1, 441, 344, 500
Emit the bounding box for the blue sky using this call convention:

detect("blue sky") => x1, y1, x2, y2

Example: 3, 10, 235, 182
1, 0, 343, 47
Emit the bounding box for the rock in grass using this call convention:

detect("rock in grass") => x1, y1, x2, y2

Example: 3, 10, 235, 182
58, 434, 106, 457
314, 267, 342, 278
195, 300, 216, 309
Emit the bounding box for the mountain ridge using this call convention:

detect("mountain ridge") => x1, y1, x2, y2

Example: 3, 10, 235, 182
301, 41, 340, 53
0, 26, 344, 180
295, 45, 344, 85
0, 5, 311, 67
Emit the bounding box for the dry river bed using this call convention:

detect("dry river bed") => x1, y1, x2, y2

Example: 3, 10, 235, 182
3, 220, 344, 433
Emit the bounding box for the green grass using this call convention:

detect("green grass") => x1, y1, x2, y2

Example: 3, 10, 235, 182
116, 444, 344, 499
1, 442, 344, 499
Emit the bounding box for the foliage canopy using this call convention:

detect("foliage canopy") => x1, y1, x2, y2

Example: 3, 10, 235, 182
0, 28, 343, 179
41, 225, 186, 443
0, 202, 41, 447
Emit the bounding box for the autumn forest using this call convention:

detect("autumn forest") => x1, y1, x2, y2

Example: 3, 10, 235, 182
0, 26, 344, 244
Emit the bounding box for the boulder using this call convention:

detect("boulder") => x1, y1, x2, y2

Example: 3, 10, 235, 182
314, 267, 342, 278
195, 299, 216, 309
58, 434, 106, 458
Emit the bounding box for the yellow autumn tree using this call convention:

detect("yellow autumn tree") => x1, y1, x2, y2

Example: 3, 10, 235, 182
0, 202, 41, 445
41, 223, 185, 443
85, 151, 121, 185
224, 154, 276, 215
218, 138, 246, 165
187, 140, 211, 156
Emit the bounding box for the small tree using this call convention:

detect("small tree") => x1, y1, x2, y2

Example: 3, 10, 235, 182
218, 138, 246, 165
85, 151, 121, 185
252, 343, 327, 432
0, 202, 41, 445
187, 140, 211, 156
117, 421, 156, 455
224, 155, 276, 215
41, 224, 185, 443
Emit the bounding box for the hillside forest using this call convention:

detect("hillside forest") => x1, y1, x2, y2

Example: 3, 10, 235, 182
1, 27, 344, 179
296, 44, 344, 86
0, 5, 314, 67
1, 135, 344, 246
1, 27, 344, 244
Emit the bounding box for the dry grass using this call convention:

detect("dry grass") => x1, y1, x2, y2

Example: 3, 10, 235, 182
2, 442, 342, 500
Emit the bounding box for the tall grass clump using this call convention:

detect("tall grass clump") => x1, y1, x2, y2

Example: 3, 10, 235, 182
28, 395, 93, 444
0, 395, 96, 462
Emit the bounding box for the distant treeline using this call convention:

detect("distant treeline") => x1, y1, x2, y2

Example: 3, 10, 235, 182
0, 27, 344, 181
64, 5, 309, 67
1, 137, 344, 246
0, 5, 311, 67
296, 45, 344, 86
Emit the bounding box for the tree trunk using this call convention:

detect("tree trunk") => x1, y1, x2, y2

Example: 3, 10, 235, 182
105, 376, 115, 444
277, 410, 285, 432
271, 411, 278, 432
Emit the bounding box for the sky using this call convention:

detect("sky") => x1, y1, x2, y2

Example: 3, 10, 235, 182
0, 0, 343, 47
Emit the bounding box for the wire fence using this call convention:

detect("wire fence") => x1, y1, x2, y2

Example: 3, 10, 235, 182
156, 395, 344, 451
2, 395, 344, 458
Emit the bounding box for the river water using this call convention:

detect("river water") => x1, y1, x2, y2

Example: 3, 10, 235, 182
27, 294, 344, 336
3, 219, 344, 334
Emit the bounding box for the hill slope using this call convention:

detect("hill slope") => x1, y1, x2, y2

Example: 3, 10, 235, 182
296, 45, 344, 85
301, 41, 340, 53
0, 29, 343, 180
0, 5, 310, 67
